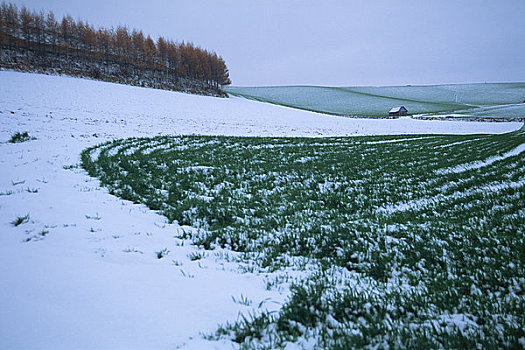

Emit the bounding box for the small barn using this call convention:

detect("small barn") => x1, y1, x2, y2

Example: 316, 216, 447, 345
389, 106, 408, 117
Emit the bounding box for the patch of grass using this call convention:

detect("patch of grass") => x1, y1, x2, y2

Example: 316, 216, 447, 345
123, 247, 143, 254
11, 214, 30, 226
171, 259, 183, 266
82, 129, 525, 348
179, 269, 195, 278
9, 131, 35, 143
63, 164, 79, 170
156, 248, 169, 259
188, 251, 205, 261
22, 229, 49, 243
85, 213, 101, 220
231, 294, 253, 307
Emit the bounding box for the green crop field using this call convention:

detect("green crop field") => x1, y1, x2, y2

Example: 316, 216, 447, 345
82, 128, 525, 348
225, 83, 525, 119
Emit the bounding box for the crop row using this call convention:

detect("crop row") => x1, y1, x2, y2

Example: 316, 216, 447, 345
82, 128, 524, 348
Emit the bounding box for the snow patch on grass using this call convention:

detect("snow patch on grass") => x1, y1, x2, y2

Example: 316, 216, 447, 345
436, 142, 525, 175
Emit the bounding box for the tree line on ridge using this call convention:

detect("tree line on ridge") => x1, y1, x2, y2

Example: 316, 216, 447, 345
0, 2, 231, 96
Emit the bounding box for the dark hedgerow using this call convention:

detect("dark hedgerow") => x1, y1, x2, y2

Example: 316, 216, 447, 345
82, 129, 525, 349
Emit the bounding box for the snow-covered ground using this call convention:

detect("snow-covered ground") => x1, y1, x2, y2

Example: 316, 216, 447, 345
0, 71, 522, 349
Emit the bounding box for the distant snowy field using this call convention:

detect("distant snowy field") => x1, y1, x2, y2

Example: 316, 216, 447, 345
0, 71, 522, 349
226, 84, 525, 118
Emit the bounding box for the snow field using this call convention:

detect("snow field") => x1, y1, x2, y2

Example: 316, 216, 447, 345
0, 70, 523, 349
226, 83, 525, 118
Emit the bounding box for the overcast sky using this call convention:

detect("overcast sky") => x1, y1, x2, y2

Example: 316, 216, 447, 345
9, 0, 525, 86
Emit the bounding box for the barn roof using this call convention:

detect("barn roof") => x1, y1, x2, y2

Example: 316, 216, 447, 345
389, 106, 407, 113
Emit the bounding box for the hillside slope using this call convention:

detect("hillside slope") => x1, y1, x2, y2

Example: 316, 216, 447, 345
226, 83, 525, 118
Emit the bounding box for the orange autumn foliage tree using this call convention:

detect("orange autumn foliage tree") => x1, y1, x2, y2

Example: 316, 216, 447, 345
0, 1, 231, 96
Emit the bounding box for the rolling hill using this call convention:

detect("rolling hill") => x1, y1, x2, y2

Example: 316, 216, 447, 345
226, 83, 525, 119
